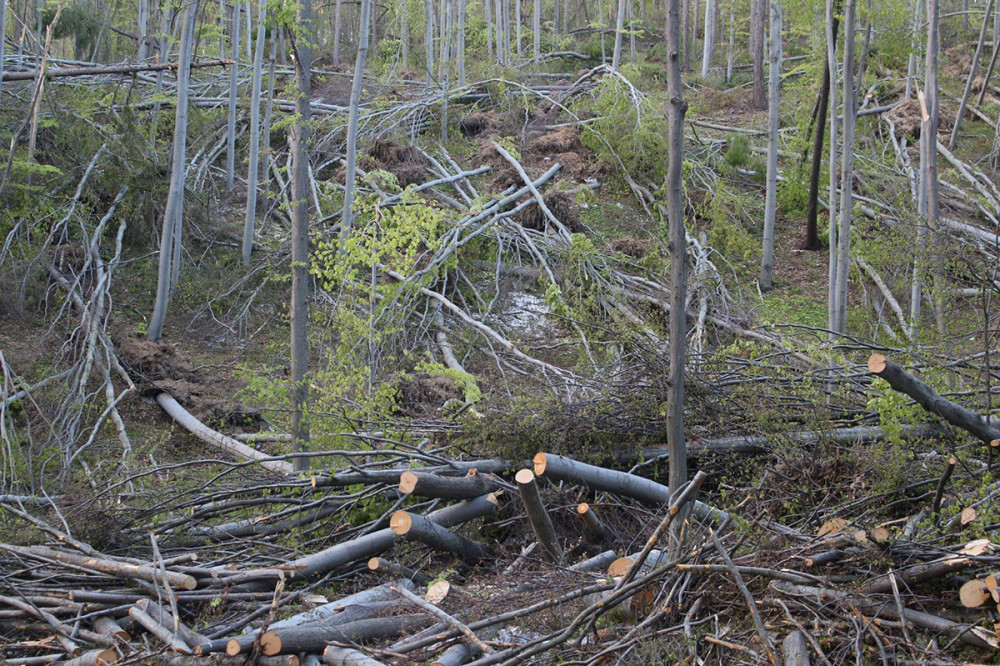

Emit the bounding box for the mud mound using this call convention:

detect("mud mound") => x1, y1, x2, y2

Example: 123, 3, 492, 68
460, 111, 500, 137
526, 127, 582, 155
119, 339, 196, 382
885, 98, 954, 139
517, 190, 583, 233
396, 375, 464, 417
610, 237, 654, 258
368, 137, 426, 187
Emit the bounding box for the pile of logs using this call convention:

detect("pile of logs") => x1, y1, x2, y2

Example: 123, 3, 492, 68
2, 432, 1000, 665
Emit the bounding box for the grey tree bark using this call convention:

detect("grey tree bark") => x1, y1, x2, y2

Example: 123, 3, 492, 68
0, 0, 7, 97
426, 0, 434, 76
137, 0, 149, 60
951, 0, 994, 149
225, 1, 240, 191
750, 0, 766, 109
147, 0, 199, 343
759, 0, 781, 291
905, 0, 923, 98
725, 0, 735, 82
825, 0, 839, 334
242, 0, 267, 264
339, 0, 372, 254
664, 0, 689, 551
289, 0, 314, 471
333, 0, 342, 65
533, 0, 540, 60
612, 0, 626, 71
832, 0, 857, 335
923, 0, 943, 335
456, 0, 465, 85
700, 0, 715, 78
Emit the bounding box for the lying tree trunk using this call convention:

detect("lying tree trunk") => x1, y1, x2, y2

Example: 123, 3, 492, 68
323, 646, 387, 665
515, 469, 564, 565
134, 599, 208, 650
62, 650, 118, 666
270, 582, 413, 630
782, 630, 810, 666
368, 557, 433, 585
247, 614, 431, 656
398, 470, 502, 499
92, 616, 130, 642
576, 503, 614, 544
312, 460, 511, 488
128, 605, 192, 653
1, 544, 197, 590
389, 511, 493, 565
1, 58, 232, 81
868, 354, 1000, 445
569, 549, 620, 573
156, 393, 294, 474
533, 453, 728, 523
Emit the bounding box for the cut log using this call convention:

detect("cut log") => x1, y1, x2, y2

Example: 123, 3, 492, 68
248, 614, 431, 656
859, 552, 979, 594
270, 582, 413, 630
782, 630, 810, 666
61, 650, 118, 666
867, 354, 1000, 445
533, 453, 728, 522
92, 616, 130, 641
569, 549, 619, 573
1, 544, 197, 590
398, 470, 502, 499
424, 580, 451, 605
389, 511, 492, 565
514, 469, 564, 565
367, 557, 432, 585
134, 598, 207, 649
871, 526, 891, 542
312, 461, 511, 488
576, 503, 614, 544
960, 579, 992, 608
323, 646, 387, 665
804, 550, 846, 567
156, 393, 293, 473
2, 59, 233, 81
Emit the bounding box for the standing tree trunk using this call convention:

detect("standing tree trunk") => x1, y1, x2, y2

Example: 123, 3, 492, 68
700, 0, 715, 78
426, 0, 434, 77
664, 0, 689, 553
0, 0, 7, 96
533, 0, 540, 61
333, 0, 342, 65
725, 0, 735, 82
486, 0, 493, 61
805, 12, 838, 250
832, 0, 857, 335
147, 0, 198, 343
340, 0, 372, 255
289, 0, 313, 472
456, 0, 465, 85
612, 0, 626, 71
905, 0, 923, 98
950, 0, 993, 149
750, 0, 766, 109
923, 0, 943, 335
515, 0, 521, 57
225, 1, 240, 191
401, 1, 410, 70
136, 0, 148, 60
439, 0, 451, 141
759, 0, 781, 291
681, 0, 690, 71
825, 0, 840, 334
242, 0, 266, 264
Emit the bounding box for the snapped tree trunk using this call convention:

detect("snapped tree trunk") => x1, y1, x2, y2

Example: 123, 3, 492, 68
759, 0, 781, 290
289, 0, 313, 472
147, 0, 198, 343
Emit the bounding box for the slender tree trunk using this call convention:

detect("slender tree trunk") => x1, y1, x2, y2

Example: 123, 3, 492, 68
760, 0, 781, 291
750, 0, 766, 109
826, 0, 839, 333
700, 0, 715, 78
333, 0, 342, 65
137, 0, 148, 60
242, 0, 266, 264
951, 0, 994, 149
340, 0, 371, 254
805, 12, 837, 251
979, 25, 1000, 106
496, 0, 503, 63
681, 0, 690, 71
533, 0, 540, 60
0, 0, 7, 97
225, 1, 240, 191
924, 0, 943, 335
515, 0, 521, 57
832, 0, 857, 335
485, 0, 493, 61
147, 0, 198, 343
628, 0, 635, 62
725, 0, 734, 82
439, 0, 451, 141
426, 0, 434, 76
401, 1, 410, 70
905, 0, 923, 98
289, 0, 314, 472
664, 0, 689, 552
457, 0, 465, 85
612, 0, 625, 71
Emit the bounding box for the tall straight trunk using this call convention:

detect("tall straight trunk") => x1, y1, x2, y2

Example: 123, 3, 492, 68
0, 0, 7, 97
496, 0, 503, 63
951, 0, 994, 149
242, 0, 266, 264
244, 1, 251, 59
225, 1, 240, 191
628, 0, 635, 62
750, 0, 766, 109
612, 0, 625, 71
333, 0, 342, 65
261, 35, 276, 206
700, 0, 715, 78
533, 0, 540, 60
681, 0, 690, 71
664, 0, 689, 552
979, 26, 1000, 106
147, 0, 198, 343
826, 0, 839, 333
457, 0, 465, 85
515, 0, 521, 57
759, 0, 781, 291
401, 1, 410, 70
426, 0, 434, 76
289, 0, 313, 472
137, 0, 148, 59
905, 0, 923, 98
725, 0, 734, 82
805, 12, 838, 251
832, 0, 857, 335
439, 0, 451, 141
553, 0, 558, 32
502, 0, 510, 63
340, 0, 371, 253
924, 0, 943, 335
486, 0, 493, 61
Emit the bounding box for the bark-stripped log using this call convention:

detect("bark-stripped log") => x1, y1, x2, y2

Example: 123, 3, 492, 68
1, 544, 196, 590
243, 615, 431, 656
867, 354, 1000, 445
390, 512, 492, 565
323, 646, 387, 665
515, 469, 564, 565
533, 453, 728, 523
156, 393, 294, 474
398, 470, 502, 500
